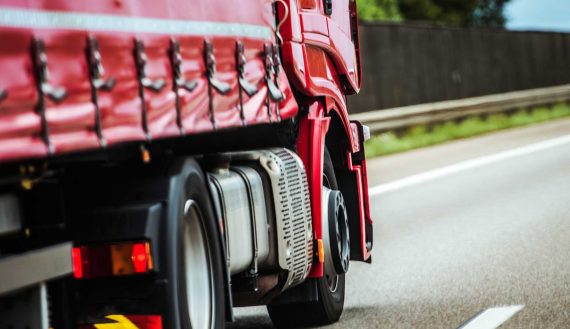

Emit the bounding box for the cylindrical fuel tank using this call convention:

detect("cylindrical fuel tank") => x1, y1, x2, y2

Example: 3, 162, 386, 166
208, 167, 270, 275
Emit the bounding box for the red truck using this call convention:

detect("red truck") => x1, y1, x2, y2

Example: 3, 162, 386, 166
0, 0, 372, 328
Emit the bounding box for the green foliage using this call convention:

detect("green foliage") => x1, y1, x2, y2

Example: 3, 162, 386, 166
357, 0, 402, 22
471, 0, 510, 27
364, 103, 570, 158
358, 0, 510, 27
398, 0, 475, 26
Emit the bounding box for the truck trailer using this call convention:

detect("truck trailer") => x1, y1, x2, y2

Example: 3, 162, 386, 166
0, 0, 373, 328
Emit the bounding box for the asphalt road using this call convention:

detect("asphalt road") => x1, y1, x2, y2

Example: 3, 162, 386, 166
230, 118, 570, 328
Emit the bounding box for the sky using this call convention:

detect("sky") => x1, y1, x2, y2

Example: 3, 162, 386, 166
505, 0, 570, 32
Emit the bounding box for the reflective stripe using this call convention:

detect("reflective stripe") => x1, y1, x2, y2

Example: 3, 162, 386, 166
0, 6, 273, 40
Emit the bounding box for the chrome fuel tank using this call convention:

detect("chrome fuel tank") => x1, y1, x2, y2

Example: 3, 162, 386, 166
208, 166, 270, 275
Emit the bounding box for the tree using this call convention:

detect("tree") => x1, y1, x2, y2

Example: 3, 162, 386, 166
397, 0, 473, 26
471, 0, 510, 28
358, 0, 511, 27
399, 0, 511, 27
358, 0, 402, 22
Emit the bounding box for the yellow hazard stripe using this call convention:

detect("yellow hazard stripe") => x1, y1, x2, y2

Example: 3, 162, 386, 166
94, 315, 139, 329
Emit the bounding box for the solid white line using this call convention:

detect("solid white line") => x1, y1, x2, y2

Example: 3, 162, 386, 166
459, 305, 524, 329
369, 134, 570, 196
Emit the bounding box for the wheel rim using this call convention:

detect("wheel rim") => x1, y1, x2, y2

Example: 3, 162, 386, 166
323, 175, 338, 293
333, 193, 350, 274
183, 200, 215, 329
322, 190, 350, 293
323, 170, 344, 293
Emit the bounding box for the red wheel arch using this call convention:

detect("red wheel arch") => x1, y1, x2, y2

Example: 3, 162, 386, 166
296, 97, 371, 279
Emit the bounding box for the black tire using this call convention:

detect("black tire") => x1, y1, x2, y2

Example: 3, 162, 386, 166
267, 148, 346, 328
162, 158, 225, 329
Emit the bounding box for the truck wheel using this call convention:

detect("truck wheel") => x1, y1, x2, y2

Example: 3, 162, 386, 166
267, 148, 347, 328
163, 159, 225, 329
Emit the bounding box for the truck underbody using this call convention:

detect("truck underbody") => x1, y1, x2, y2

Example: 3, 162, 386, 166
0, 1, 373, 328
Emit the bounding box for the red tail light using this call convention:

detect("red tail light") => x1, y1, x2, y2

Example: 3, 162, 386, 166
72, 247, 83, 279
131, 242, 151, 273
72, 241, 153, 279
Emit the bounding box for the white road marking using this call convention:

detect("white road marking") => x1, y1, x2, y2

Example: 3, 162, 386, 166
369, 134, 570, 196
458, 305, 524, 329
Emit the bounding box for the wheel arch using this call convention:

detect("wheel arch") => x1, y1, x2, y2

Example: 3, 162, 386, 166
324, 110, 365, 261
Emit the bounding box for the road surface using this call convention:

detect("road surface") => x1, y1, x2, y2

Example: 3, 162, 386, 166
229, 118, 570, 328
